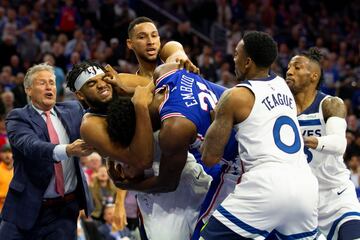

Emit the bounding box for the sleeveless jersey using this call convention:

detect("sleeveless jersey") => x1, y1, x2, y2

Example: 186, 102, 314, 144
298, 91, 350, 190
234, 74, 307, 172
155, 69, 238, 170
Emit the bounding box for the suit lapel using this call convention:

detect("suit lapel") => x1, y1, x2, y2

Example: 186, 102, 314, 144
27, 105, 50, 140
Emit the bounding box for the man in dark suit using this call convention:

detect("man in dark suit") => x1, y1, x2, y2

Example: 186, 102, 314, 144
0, 63, 94, 240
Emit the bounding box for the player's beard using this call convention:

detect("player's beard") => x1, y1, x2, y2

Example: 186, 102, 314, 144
235, 69, 245, 82
87, 91, 119, 114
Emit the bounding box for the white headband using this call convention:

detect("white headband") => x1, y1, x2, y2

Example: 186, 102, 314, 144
74, 66, 105, 91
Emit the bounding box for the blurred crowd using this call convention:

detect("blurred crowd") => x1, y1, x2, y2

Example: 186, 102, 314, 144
0, 0, 359, 239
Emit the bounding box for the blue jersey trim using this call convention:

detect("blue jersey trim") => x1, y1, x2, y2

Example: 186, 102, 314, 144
217, 205, 270, 238
327, 212, 360, 240
298, 119, 321, 126
301, 91, 328, 115
274, 228, 318, 239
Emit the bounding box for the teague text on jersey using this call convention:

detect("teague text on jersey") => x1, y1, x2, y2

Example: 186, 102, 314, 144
261, 93, 294, 111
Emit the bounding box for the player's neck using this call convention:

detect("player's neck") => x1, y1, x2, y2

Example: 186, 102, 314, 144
247, 68, 270, 80
295, 89, 317, 114
137, 60, 157, 79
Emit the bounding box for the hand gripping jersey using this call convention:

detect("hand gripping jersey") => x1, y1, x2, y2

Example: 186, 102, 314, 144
155, 69, 240, 239
298, 91, 360, 239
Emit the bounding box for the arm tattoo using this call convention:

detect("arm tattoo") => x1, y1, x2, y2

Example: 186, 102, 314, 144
322, 97, 346, 121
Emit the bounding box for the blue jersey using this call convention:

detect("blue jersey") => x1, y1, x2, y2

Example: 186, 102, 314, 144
155, 69, 238, 170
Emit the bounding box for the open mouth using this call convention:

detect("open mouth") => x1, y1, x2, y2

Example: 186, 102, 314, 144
146, 48, 157, 55
45, 92, 54, 98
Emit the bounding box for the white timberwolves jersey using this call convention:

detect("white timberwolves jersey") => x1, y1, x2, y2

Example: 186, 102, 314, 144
297, 92, 350, 190
235, 74, 307, 172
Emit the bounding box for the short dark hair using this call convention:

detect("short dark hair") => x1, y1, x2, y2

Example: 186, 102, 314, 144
106, 97, 136, 147
299, 47, 324, 89
66, 60, 105, 92
243, 31, 278, 68
128, 16, 155, 37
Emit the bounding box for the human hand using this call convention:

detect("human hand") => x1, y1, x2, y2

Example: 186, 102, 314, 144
106, 159, 126, 182
131, 81, 155, 107
176, 58, 200, 74
66, 139, 94, 157
103, 64, 132, 95
303, 136, 318, 149
112, 204, 127, 231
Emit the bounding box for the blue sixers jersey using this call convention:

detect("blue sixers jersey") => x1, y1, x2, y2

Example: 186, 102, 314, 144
155, 69, 238, 170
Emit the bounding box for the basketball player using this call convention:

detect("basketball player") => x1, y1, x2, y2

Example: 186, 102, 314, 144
127, 16, 199, 79
200, 31, 319, 239
66, 60, 153, 171
127, 16, 161, 79
106, 60, 240, 239
67, 42, 212, 239
286, 48, 360, 240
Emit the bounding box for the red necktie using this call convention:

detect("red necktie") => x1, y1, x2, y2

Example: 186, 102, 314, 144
44, 111, 65, 197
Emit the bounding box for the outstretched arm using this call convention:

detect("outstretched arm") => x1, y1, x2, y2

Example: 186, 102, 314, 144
103, 65, 151, 95
113, 117, 196, 193
304, 96, 347, 155
202, 87, 254, 167
202, 90, 234, 167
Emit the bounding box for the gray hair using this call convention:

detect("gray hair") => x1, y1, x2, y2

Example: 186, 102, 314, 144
23, 63, 55, 89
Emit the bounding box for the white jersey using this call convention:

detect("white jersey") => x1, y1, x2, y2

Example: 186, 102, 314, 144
235, 75, 307, 172
210, 74, 319, 239
137, 131, 212, 240
298, 91, 360, 239
297, 91, 350, 190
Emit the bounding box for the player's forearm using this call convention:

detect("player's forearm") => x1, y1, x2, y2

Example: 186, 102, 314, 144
306, 117, 347, 155
202, 124, 228, 167
309, 135, 347, 155
115, 189, 127, 206
119, 73, 150, 87
128, 103, 154, 169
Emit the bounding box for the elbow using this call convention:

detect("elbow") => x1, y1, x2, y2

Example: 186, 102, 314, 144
202, 154, 220, 167
338, 138, 347, 155
138, 157, 153, 170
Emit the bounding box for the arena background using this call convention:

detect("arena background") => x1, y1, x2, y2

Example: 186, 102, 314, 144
0, 0, 359, 239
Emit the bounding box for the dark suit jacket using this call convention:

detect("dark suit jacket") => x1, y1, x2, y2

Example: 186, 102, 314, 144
98, 223, 131, 240
2, 101, 93, 230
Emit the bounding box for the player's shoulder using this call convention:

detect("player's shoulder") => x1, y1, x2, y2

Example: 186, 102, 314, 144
322, 96, 346, 119
322, 96, 344, 106
82, 113, 105, 128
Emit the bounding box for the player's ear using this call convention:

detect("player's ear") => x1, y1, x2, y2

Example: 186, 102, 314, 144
75, 91, 85, 101
311, 72, 319, 84
126, 39, 133, 50
245, 57, 252, 70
